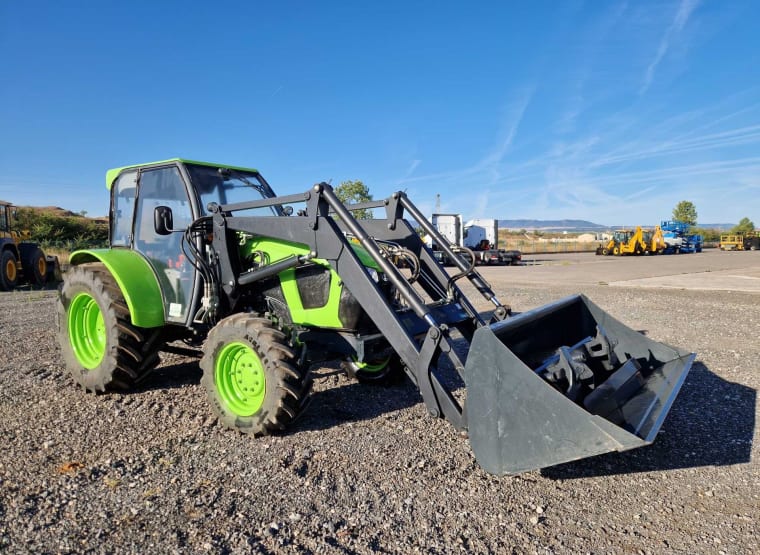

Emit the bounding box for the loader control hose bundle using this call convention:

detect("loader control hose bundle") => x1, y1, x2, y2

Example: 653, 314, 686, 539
374, 238, 421, 284
182, 216, 219, 324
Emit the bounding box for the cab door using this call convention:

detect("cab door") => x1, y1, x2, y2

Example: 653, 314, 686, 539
133, 166, 195, 323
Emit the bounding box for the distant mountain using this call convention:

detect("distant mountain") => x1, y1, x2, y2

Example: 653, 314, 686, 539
498, 219, 607, 232
499, 219, 737, 232
698, 223, 735, 231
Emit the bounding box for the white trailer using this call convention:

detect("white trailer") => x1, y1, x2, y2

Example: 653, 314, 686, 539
464, 218, 498, 249
430, 214, 463, 246
429, 215, 521, 265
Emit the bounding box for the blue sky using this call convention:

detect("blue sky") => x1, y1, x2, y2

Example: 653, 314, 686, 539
1, 1, 758, 226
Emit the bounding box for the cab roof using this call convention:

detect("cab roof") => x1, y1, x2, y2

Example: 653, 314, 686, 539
105, 158, 260, 189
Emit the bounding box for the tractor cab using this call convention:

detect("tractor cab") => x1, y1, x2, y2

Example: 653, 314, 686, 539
107, 160, 286, 323
110, 164, 196, 322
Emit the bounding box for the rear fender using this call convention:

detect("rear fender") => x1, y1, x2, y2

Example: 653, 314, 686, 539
69, 249, 165, 328
0, 237, 19, 255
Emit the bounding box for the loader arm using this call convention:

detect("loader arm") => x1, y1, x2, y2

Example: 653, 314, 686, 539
208, 184, 511, 428
206, 182, 694, 475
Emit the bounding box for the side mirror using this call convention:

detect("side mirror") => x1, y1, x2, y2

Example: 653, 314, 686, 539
154, 206, 174, 235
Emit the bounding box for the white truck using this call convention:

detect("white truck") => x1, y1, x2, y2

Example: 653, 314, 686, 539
427, 214, 521, 266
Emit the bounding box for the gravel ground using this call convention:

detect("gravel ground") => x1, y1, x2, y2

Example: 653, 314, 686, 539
0, 260, 758, 554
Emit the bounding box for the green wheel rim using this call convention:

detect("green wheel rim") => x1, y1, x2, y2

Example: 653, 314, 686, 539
215, 342, 266, 416
353, 355, 390, 374
68, 293, 106, 369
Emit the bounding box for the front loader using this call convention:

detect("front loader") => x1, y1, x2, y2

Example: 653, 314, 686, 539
57, 159, 694, 475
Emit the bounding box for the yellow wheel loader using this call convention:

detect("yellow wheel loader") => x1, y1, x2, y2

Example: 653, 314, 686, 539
0, 201, 60, 290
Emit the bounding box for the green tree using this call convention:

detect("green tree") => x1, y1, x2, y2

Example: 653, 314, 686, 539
693, 227, 721, 242
334, 180, 374, 219
672, 200, 698, 226
14, 207, 107, 249
731, 217, 755, 234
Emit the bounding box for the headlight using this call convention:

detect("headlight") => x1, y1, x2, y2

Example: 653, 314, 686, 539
366, 268, 379, 282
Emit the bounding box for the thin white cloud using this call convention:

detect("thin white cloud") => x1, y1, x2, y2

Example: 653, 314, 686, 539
641, 0, 700, 94
394, 87, 534, 188
555, 1, 629, 134
477, 87, 534, 170
383, 39, 760, 224
403, 159, 421, 179
591, 124, 760, 167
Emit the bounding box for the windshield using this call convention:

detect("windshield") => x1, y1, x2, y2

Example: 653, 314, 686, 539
185, 163, 280, 216
613, 231, 631, 242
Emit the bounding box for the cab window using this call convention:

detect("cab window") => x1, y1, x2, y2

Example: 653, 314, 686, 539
111, 171, 137, 246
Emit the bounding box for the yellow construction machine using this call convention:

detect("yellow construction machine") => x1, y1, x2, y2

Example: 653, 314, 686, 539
596, 226, 666, 256
643, 225, 666, 254
0, 200, 60, 290
596, 227, 645, 255
719, 234, 745, 251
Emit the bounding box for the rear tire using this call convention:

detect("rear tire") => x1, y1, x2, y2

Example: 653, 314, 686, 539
0, 250, 18, 291
26, 247, 47, 287
343, 350, 405, 385
201, 314, 312, 435
58, 263, 161, 392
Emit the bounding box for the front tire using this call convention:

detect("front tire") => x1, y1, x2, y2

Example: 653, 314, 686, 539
0, 250, 18, 291
201, 314, 312, 435
58, 263, 161, 391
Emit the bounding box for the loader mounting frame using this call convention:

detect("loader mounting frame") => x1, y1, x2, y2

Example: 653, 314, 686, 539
209, 183, 510, 430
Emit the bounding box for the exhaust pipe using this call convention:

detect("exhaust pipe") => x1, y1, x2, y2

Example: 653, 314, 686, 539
464, 295, 694, 475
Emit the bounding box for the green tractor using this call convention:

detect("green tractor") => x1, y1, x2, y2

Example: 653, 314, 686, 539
57, 159, 695, 474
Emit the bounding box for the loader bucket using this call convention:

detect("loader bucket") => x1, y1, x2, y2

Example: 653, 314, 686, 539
464, 294, 694, 475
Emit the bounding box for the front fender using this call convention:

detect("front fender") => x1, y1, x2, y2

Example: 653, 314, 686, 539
69, 248, 165, 328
